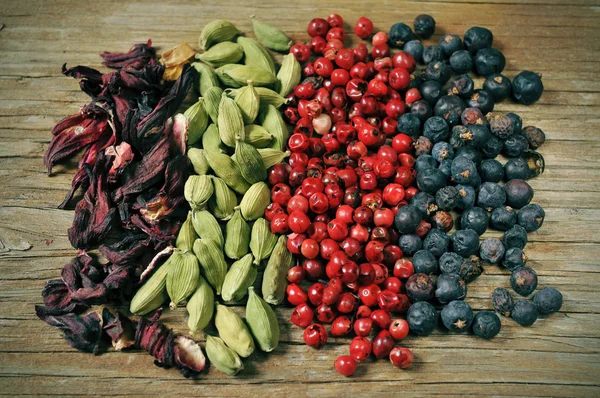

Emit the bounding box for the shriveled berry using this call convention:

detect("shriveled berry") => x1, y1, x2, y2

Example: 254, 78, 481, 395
492, 287, 515, 316
489, 114, 514, 139
439, 252, 463, 274
523, 126, 546, 149
511, 300, 538, 326
472, 310, 501, 339
448, 74, 474, 98
441, 300, 474, 332
533, 287, 563, 314
459, 255, 483, 283
423, 45, 443, 64
510, 266, 538, 297
479, 238, 505, 265
406, 273, 435, 302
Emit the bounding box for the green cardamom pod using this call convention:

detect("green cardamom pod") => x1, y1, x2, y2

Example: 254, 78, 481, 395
191, 209, 224, 248
188, 148, 210, 175
184, 175, 213, 210
224, 65, 278, 87
193, 238, 228, 295
239, 182, 270, 221
129, 259, 174, 315
202, 124, 227, 154
186, 275, 215, 333
256, 148, 291, 169
204, 150, 251, 194
261, 104, 289, 151
244, 124, 272, 148
224, 209, 251, 260
215, 64, 243, 88
192, 62, 220, 96
184, 99, 208, 145
262, 235, 293, 305
197, 42, 244, 68
226, 87, 287, 109
235, 80, 260, 124
214, 304, 255, 357
166, 250, 200, 309
250, 218, 277, 265
277, 53, 301, 97
218, 92, 245, 147
199, 20, 240, 50
221, 254, 257, 302
176, 212, 198, 252
203, 86, 223, 126
205, 335, 244, 376
208, 176, 237, 220
234, 137, 266, 184
236, 36, 275, 75
251, 17, 292, 52
246, 287, 279, 352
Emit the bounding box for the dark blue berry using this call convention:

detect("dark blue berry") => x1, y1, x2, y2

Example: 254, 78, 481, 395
438, 159, 452, 177
523, 126, 546, 149
474, 48, 506, 76
394, 204, 422, 233
510, 266, 538, 296
410, 192, 437, 218
403, 40, 424, 63
412, 249, 439, 275
481, 135, 504, 159
423, 228, 451, 257
411, 99, 433, 122
389, 22, 414, 47
440, 252, 464, 274
489, 114, 514, 139
435, 186, 459, 211
464, 26, 493, 54
425, 61, 452, 85
448, 74, 474, 98
452, 228, 480, 256
483, 73, 512, 101
512, 71, 544, 105
408, 72, 425, 90
449, 50, 473, 74
450, 125, 469, 149
492, 287, 515, 316
503, 247, 526, 271
472, 310, 501, 339
503, 134, 529, 157
423, 45, 443, 64
439, 34, 463, 56
533, 287, 563, 314
434, 95, 467, 126
480, 238, 505, 264
504, 180, 533, 209
417, 167, 448, 194
502, 225, 528, 249
504, 157, 530, 181
478, 182, 506, 209
466, 124, 491, 149
479, 159, 504, 182
456, 145, 483, 167
397, 113, 421, 138
432, 141, 454, 162
467, 89, 495, 114
407, 301, 437, 336
461, 207, 489, 235
518, 204, 545, 232
441, 300, 474, 331
455, 184, 476, 210
406, 273, 435, 301
490, 206, 517, 231
451, 156, 478, 185
435, 273, 467, 304
506, 112, 523, 133
415, 154, 437, 173
511, 300, 538, 326
420, 80, 443, 105
460, 255, 483, 283
398, 234, 423, 256
413, 14, 436, 39
423, 116, 450, 143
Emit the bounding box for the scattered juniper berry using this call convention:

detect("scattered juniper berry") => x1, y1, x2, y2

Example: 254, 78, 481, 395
492, 287, 515, 316
441, 300, 474, 331
474, 48, 506, 76
455, 184, 477, 210
397, 113, 421, 138
483, 73, 512, 101
414, 136, 433, 156
480, 238, 505, 264
414, 14, 436, 39
407, 301, 437, 336
417, 167, 448, 194
423, 44, 444, 64
440, 252, 464, 274
502, 224, 528, 249
415, 154, 437, 172
506, 112, 523, 133
435, 186, 459, 211
467, 89, 495, 114
472, 310, 501, 339
448, 74, 475, 98
459, 255, 483, 283
452, 228, 481, 256
403, 40, 424, 63
406, 273, 436, 301
489, 114, 514, 139
412, 249, 439, 274
432, 211, 455, 232
432, 141, 454, 162
481, 135, 504, 159
424, 228, 451, 257
435, 273, 467, 303
518, 204, 545, 232
451, 156, 479, 185
505, 157, 531, 181
389, 22, 414, 47
410, 192, 437, 218
464, 26, 493, 54
490, 206, 517, 231
523, 126, 546, 149
466, 124, 491, 149
512, 71, 544, 105
533, 287, 563, 314
503, 134, 529, 157
511, 300, 538, 326
503, 247, 527, 271
479, 159, 504, 182
461, 206, 489, 235
394, 204, 423, 233
433, 95, 467, 126
420, 80, 443, 105
478, 182, 506, 210
439, 34, 463, 56
510, 266, 538, 296
461, 107, 485, 126
449, 50, 473, 74
504, 180, 534, 209
423, 116, 450, 143
411, 99, 433, 122
398, 234, 423, 256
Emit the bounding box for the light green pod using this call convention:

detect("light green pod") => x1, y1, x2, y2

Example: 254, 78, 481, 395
203, 86, 223, 126
187, 148, 210, 175
246, 287, 279, 352
191, 209, 224, 248
192, 62, 220, 96
208, 176, 237, 221
199, 20, 240, 50
221, 254, 257, 302
166, 250, 200, 309
205, 335, 244, 376
237, 36, 275, 75
193, 239, 228, 295
261, 104, 289, 151
202, 124, 227, 154
184, 99, 208, 145
186, 275, 215, 333
251, 17, 292, 52
262, 235, 293, 305
214, 304, 255, 357
224, 209, 251, 260
197, 41, 244, 67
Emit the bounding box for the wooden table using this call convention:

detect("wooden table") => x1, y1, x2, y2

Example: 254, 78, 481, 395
1, 0, 599, 396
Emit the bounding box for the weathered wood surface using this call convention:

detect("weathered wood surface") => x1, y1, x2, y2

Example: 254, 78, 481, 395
1, 0, 600, 396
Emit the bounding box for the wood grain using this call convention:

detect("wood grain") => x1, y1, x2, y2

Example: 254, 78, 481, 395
1, 0, 600, 396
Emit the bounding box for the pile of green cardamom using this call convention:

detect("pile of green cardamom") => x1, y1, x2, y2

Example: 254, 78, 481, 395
129, 18, 298, 376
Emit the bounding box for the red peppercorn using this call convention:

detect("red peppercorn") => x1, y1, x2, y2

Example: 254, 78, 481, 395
350, 336, 372, 361
320, 238, 340, 260
357, 124, 382, 147
354, 16, 374, 39
291, 303, 314, 328
327, 13, 343, 28
307, 282, 326, 306
372, 329, 395, 359
378, 289, 400, 312
389, 347, 413, 369
356, 305, 372, 319
404, 186, 419, 200
374, 208, 394, 227
287, 265, 306, 284
271, 183, 292, 206
392, 52, 416, 73
331, 316, 352, 337
290, 42, 311, 62
388, 67, 411, 91
288, 210, 310, 234
307, 18, 330, 37
358, 263, 376, 285
314, 57, 334, 77
404, 87, 421, 104
336, 292, 357, 313
372, 31, 389, 46
303, 258, 325, 281
264, 202, 284, 222
301, 238, 320, 259
358, 284, 381, 308
393, 258, 415, 279
335, 49, 355, 70
327, 219, 349, 241
287, 233, 306, 255
389, 318, 410, 341
340, 260, 360, 283
396, 293, 411, 313
270, 213, 289, 234
353, 43, 369, 62
371, 44, 390, 59
372, 263, 388, 285
287, 194, 309, 214
383, 276, 403, 293
316, 303, 336, 323
353, 317, 373, 337
365, 240, 385, 263
370, 309, 392, 329
294, 82, 316, 100
303, 323, 328, 348
367, 79, 388, 97
322, 286, 340, 306
334, 355, 357, 377
304, 60, 316, 76
326, 27, 345, 42
286, 283, 308, 306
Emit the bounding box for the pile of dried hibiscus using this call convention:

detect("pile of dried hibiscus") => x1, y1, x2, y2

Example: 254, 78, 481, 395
37, 41, 206, 376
